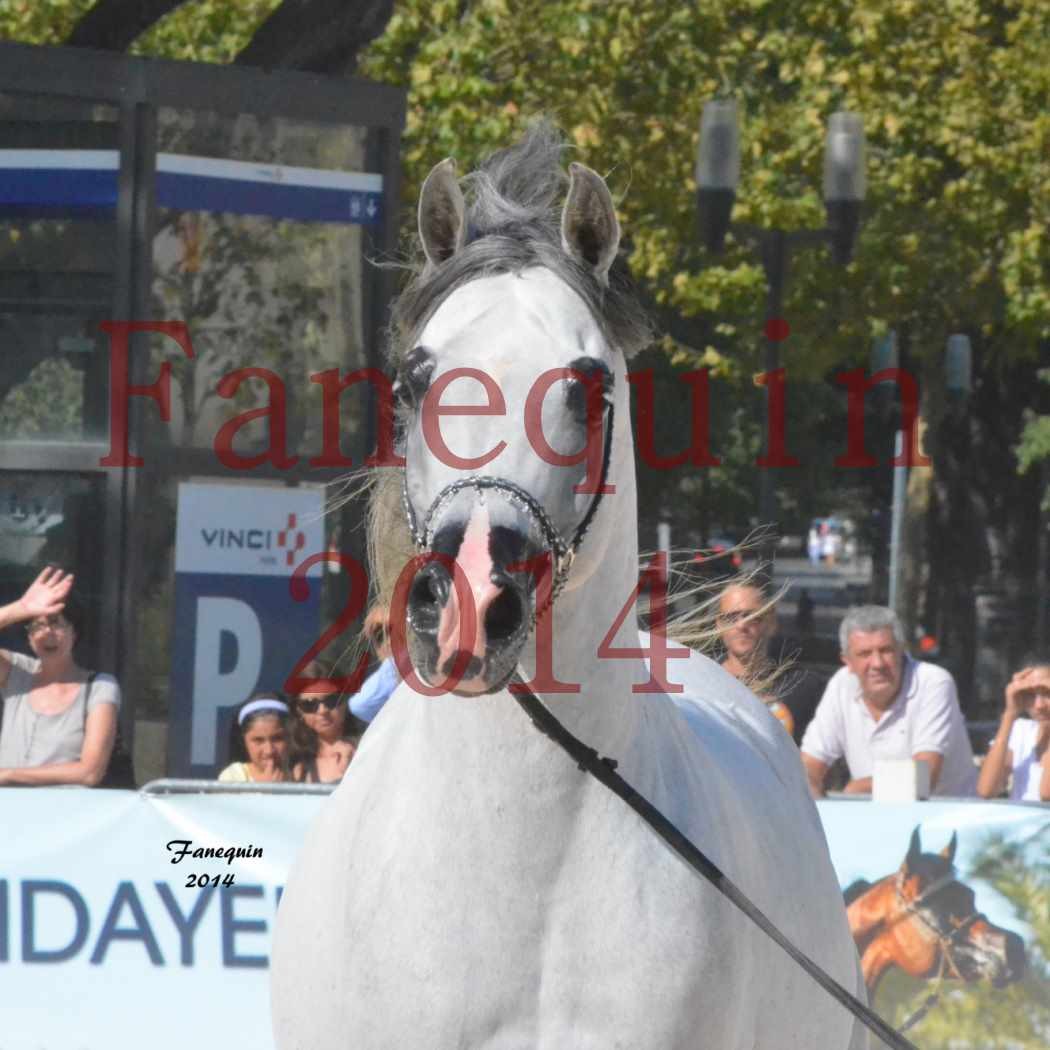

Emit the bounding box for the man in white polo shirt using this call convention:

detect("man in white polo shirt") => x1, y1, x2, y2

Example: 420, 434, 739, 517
801, 605, 977, 798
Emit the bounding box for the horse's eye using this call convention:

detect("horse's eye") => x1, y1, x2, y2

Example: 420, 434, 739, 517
394, 346, 435, 407
564, 356, 613, 424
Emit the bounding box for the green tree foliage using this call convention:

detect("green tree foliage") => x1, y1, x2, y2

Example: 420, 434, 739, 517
359, 0, 1048, 373
130, 0, 279, 62
354, 0, 1050, 578
0, 0, 95, 45
1017, 368, 1050, 507
0, 357, 82, 437
0, 1, 276, 56
354, 0, 1050, 672
3, 0, 1044, 409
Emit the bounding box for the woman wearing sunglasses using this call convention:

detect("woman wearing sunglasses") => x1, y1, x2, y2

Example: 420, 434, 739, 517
290, 660, 360, 784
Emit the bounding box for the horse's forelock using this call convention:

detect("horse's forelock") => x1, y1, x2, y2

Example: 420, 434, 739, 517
463, 122, 568, 233
389, 123, 651, 365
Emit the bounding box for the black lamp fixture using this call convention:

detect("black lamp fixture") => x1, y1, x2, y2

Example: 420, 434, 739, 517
694, 98, 868, 578
695, 97, 740, 253
696, 100, 867, 262
823, 111, 867, 264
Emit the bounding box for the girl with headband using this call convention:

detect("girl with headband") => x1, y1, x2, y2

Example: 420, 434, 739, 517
218, 693, 291, 783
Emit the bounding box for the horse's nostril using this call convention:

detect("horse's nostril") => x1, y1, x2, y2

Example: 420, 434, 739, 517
408, 565, 450, 631
417, 562, 447, 604
427, 570, 450, 605
486, 585, 524, 643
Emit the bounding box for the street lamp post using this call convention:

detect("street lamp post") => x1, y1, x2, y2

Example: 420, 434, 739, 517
696, 101, 866, 575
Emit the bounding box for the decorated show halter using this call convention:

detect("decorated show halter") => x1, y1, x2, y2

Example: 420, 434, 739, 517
889, 868, 987, 1033
895, 868, 984, 976
398, 383, 916, 1050
402, 390, 616, 623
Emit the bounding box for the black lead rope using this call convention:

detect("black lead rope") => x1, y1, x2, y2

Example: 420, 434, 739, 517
513, 686, 919, 1050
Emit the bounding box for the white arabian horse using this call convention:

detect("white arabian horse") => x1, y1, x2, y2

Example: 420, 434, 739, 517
272, 127, 867, 1050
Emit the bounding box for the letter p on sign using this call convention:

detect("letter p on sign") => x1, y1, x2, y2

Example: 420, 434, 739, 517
191, 598, 262, 766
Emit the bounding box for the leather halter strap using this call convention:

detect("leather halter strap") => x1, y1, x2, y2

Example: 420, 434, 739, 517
894, 871, 984, 979
402, 401, 615, 617
892, 871, 979, 1034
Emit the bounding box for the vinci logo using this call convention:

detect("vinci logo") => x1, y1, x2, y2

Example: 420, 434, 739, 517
276, 513, 306, 566
200, 513, 306, 567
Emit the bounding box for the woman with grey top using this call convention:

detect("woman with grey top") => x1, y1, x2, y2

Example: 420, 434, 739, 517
0, 566, 121, 786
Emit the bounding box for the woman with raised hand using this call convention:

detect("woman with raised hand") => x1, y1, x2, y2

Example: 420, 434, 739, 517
0, 566, 121, 787
218, 694, 291, 783
977, 656, 1050, 802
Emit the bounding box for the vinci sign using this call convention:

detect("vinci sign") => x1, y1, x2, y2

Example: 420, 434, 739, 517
167, 482, 324, 777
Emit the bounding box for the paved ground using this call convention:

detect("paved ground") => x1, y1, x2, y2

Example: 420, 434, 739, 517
771, 554, 874, 645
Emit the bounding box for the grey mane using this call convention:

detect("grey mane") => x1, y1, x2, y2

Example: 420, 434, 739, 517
389, 121, 652, 363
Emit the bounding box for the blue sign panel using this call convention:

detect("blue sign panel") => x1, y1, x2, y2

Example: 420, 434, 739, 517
0, 150, 384, 225
167, 483, 326, 777
0, 149, 118, 215
156, 153, 383, 225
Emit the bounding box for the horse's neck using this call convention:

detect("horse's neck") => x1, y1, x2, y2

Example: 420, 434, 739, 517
847, 876, 898, 944
516, 432, 647, 758
848, 876, 905, 994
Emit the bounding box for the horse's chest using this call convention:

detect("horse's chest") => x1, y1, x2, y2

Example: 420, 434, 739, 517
275, 745, 751, 1048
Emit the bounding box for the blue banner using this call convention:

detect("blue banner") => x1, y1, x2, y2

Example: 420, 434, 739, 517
0, 788, 324, 1050
1, 789, 1046, 1049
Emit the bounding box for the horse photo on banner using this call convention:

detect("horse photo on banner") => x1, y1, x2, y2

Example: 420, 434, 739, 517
820, 800, 1050, 1046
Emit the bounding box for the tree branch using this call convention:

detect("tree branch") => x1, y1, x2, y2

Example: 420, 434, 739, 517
64, 0, 189, 51
234, 0, 395, 74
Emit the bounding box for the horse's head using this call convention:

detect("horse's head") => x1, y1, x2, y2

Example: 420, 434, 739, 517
897, 827, 1026, 988
392, 129, 648, 695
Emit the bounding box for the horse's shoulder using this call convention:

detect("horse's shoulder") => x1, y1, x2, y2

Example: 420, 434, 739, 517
670, 652, 793, 751
661, 650, 823, 816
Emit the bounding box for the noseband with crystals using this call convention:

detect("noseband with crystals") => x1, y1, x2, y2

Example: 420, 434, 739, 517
894, 870, 984, 980
401, 400, 615, 616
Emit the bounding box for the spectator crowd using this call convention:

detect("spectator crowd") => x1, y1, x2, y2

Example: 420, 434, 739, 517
0, 566, 400, 788
0, 564, 1047, 802
715, 577, 1049, 803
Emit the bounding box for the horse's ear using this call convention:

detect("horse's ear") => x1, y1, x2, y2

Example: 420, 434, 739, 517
940, 832, 958, 865
561, 162, 620, 283
418, 158, 466, 269
903, 826, 922, 873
